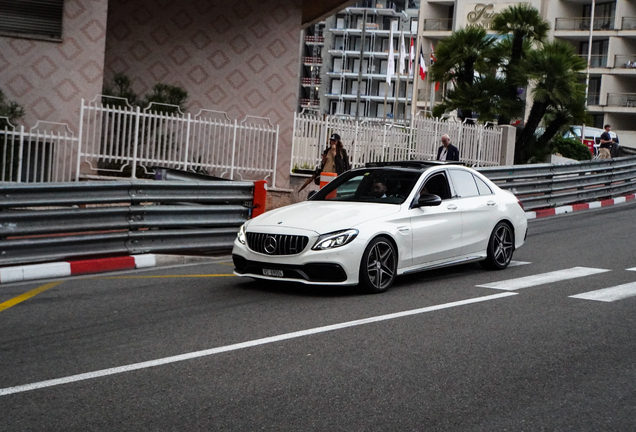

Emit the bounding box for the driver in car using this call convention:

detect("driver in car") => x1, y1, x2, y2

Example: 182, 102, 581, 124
369, 180, 388, 198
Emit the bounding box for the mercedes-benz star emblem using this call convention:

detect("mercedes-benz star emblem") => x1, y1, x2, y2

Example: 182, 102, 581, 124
264, 235, 277, 254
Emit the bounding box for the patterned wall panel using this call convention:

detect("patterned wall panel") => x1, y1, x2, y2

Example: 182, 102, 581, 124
0, 0, 109, 131
104, 0, 303, 188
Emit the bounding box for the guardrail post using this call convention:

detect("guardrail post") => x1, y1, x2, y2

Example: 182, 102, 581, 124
252, 180, 268, 218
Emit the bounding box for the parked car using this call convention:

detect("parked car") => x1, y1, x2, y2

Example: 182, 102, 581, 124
232, 162, 528, 293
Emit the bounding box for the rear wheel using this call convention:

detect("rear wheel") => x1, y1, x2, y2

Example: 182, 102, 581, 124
481, 222, 514, 270
359, 236, 397, 293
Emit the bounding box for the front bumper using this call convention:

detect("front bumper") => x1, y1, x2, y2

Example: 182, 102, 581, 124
233, 255, 348, 283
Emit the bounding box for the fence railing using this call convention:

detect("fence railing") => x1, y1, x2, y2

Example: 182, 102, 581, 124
1, 120, 77, 183
77, 96, 279, 186
478, 156, 636, 211
0, 180, 255, 266
606, 93, 636, 107
291, 113, 503, 172
1, 97, 280, 187
555, 17, 615, 31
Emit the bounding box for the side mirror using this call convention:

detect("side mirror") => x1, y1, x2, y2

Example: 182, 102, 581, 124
415, 193, 442, 207
307, 190, 317, 199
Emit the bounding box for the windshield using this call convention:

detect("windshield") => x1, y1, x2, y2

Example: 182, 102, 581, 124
310, 168, 421, 204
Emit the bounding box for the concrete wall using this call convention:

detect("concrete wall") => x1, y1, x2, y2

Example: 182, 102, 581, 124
103, 0, 303, 189
0, 0, 109, 130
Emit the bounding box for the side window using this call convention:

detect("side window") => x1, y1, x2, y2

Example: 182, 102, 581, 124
474, 175, 493, 195
421, 173, 452, 200
448, 170, 479, 198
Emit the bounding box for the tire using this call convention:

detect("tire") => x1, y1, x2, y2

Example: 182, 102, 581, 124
359, 236, 397, 293
481, 222, 514, 270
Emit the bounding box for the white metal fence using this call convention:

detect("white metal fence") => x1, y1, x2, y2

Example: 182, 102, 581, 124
291, 113, 503, 173
1, 96, 280, 186
77, 96, 279, 187
1, 119, 76, 183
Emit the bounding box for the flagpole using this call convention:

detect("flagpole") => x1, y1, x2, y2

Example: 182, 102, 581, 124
404, 35, 412, 122
384, 21, 395, 121
429, 44, 435, 113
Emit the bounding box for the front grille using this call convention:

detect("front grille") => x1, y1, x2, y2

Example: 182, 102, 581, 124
246, 232, 309, 255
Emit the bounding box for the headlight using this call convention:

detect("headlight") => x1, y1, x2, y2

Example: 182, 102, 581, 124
312, 229, 358, 250
237, 224, 246, 244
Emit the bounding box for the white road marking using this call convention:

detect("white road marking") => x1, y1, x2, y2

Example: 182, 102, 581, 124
0, 292, 517, 397
507, 261, 531, 267
570, 282, 636, 302
476, 267, 610, 291
627, 268, 636, 272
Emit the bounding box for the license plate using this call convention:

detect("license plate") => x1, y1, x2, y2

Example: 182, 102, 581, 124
263, 269, 284, 277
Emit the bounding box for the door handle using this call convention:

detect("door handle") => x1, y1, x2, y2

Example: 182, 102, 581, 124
487, 201, 496, 206
447, 204, 457, 210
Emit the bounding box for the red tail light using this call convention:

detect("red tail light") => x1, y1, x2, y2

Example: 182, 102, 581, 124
517, 198, 524, 210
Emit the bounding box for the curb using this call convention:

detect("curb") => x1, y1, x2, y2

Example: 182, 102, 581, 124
0, 255, 157, 284
525, 193, 636, 220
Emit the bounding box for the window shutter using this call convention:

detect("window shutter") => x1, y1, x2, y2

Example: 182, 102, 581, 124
0, 0, 64, 39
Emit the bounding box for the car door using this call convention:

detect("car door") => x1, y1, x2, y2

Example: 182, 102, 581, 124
447, 169, 499, 256
409, 171, 463, 265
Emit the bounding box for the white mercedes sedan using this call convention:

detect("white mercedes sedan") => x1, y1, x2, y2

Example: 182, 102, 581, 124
232, 161, 527, 293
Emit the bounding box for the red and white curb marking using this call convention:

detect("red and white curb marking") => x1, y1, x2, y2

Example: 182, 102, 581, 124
0, 255, 156, 284
526, 194, 636, 220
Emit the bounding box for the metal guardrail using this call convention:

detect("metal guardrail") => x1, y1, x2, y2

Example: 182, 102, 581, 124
0, 180, 254, 266
478, 156, 636, 211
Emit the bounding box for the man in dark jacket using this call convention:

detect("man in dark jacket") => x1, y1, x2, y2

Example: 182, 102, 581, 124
436, 134, 459, 161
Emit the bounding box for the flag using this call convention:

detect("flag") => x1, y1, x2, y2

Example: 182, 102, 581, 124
419, 45, 427, 80
409, 37, 414, 76
398, 31, 407, 75
386, 23, 395, 86
431, 43, 440, 92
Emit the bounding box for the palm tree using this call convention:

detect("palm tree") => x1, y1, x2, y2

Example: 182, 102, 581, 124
491, 4, 550, 64
430, 27, 498, 119
491, 4, 550, 124
514, 41, 587, 162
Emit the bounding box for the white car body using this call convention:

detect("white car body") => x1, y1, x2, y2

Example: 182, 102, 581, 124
232, 163, 527, 292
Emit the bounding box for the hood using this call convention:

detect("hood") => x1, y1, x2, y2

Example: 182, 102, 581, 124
247, 201, 402, 234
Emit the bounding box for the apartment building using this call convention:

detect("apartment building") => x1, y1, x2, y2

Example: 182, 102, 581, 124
417, 0, 636, 143
299, 1, 421, 120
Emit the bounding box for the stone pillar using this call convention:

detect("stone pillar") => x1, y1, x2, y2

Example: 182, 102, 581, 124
499, 125, 517, 166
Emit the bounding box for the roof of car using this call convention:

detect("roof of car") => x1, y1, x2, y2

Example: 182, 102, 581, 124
364, 161, 465, 170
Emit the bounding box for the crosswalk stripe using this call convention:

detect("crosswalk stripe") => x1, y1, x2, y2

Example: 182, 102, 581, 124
570, 282, 636, 302
476, 266, 610, 291
508, 261, 531, 267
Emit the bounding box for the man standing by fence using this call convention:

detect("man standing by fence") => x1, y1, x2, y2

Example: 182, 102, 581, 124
437, 134, 459, 161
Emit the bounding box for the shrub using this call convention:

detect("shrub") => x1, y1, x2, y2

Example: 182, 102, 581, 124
0, 89, 25, 128
551, 136, 592, 161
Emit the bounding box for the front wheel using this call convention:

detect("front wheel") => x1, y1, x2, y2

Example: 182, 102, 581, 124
359, 236, 397, 294
481, 222, 514, 270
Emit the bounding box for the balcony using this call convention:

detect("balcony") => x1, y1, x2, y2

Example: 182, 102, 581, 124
300, 99, 320, 108
303, 57, 323, 66
614, 55, 636, 69
305, 35, 324, 45
607, 93, 636, 108
578, 54, 608, 68
622, 17, 636, 30
555, 17, 615, 31
422, 19, 453, 31
301, 78, 321, 86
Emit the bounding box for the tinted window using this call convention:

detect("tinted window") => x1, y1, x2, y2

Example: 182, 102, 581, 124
474, 175, 493, 195
422, 173, 451, 200
311, 168, 421, 204
448, 170, 479, 198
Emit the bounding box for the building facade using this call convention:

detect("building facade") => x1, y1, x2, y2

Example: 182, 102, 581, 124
299, 0, 421, 120
416, 0, 636, 143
